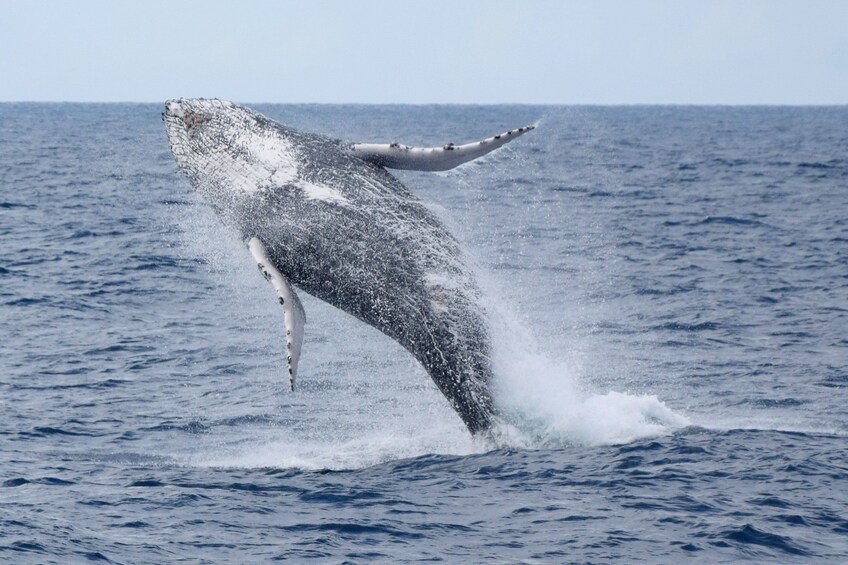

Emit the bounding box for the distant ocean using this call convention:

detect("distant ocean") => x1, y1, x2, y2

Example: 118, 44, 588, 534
1, 103, 846, 562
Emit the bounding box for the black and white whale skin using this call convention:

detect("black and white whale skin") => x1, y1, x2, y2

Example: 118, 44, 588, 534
163, 99, 534, 434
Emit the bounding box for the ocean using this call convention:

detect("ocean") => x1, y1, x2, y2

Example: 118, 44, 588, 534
1, 103, 846, 563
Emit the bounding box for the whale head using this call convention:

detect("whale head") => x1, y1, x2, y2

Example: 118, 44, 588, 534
163, 98, 239, 153
163, 98, 301, 209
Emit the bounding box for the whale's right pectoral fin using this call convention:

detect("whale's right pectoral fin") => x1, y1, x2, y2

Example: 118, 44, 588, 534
248, 237, 306, 391
347, 125, 535, 172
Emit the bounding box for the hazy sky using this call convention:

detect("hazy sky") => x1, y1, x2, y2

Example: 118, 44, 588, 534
1, 0, 846, 104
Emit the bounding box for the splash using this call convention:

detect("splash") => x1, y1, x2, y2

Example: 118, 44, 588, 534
189, 425, 480, 471
469, 192, 690, 449
492, 358, 689, 447
486, 312, 689, 448
169, 120, 689, 471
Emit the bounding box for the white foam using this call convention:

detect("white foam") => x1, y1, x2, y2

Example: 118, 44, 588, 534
189, 425, 480, 471
490, 348, 689, 448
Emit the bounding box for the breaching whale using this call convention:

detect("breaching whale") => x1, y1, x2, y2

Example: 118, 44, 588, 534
163, 99, 534, 434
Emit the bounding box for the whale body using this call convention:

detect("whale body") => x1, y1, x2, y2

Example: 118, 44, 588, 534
163, 99, 533, 434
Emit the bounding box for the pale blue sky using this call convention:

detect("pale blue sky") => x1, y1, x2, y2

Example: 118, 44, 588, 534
1, 0, 846, 104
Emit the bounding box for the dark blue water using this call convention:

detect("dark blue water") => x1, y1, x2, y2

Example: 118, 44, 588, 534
1, 103, 847, 562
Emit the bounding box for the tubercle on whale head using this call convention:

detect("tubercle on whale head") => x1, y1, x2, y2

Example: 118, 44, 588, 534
163, 98, 229, 139
163, 98, 277, 155
164, 100, 184, 118
163, 98, 250, 204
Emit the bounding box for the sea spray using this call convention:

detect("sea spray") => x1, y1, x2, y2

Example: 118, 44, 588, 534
484, 288, 690, 448
452, 136, 691, 449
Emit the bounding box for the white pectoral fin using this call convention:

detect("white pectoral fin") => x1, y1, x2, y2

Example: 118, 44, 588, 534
248, 237, 306, 391
347, 124, 535, 171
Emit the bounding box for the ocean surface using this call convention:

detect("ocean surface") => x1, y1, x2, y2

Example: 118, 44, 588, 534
1, 103, 846, 563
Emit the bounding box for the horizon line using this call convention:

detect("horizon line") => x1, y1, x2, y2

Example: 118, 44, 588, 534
1, 100, 846, 107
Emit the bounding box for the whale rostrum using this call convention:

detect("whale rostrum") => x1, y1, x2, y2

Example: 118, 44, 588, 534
163, 98, 534, 434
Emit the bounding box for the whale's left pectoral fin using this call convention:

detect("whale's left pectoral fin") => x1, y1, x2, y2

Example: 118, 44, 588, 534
248, 237, 306, 391
347, 124, 535, 172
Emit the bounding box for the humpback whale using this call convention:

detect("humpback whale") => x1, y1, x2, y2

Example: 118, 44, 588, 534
163, 99, 534, 434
